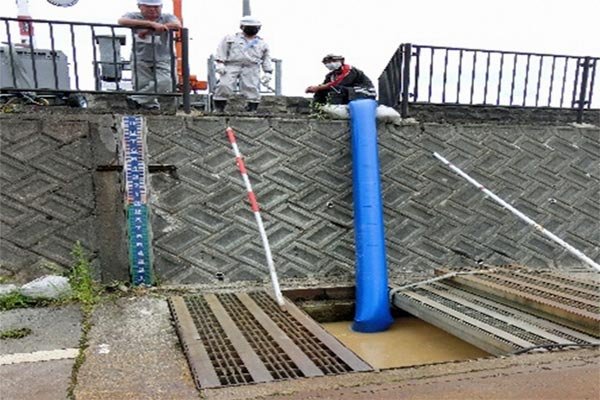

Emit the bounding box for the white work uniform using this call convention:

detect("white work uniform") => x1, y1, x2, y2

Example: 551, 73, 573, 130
213, 32, 272, 102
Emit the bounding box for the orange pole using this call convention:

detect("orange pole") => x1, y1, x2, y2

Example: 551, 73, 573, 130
172, 0, 206, 91
173, 0, 183, 85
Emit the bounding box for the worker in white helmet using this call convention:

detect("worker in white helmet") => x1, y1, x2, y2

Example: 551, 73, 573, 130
118, 0, 181, 110
213, 15, 273, 112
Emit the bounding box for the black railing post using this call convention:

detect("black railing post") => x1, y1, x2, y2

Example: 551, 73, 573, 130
168, 29, 177, 92
401, 43, 412, 118
377, 45, 399, 107
180, 28, 191, 114
575, 56, 591, 123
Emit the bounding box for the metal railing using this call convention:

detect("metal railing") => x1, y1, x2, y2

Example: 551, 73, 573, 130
379, 43, 599, 122
1, 17, 192, 112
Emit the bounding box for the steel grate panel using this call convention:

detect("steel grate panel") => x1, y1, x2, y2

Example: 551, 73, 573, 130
439, 266, 600, 314
392, 267, 600, 355
501, 268, 600, 300
394, 289, 524, 354
250, 291, 354, 375
413, 287, 545, 345
441, 282, 599, 345
171, 291, 372, 390
417, 286, 557, 345
216, 293, 303, 380
491, 265, 600, 293
183, 296, 253, 386
538, 271, 600, 293
474, 273, 598, 312
437, 266, 600, 335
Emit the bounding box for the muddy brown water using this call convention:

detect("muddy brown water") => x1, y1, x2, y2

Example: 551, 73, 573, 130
322, 317, 490, 369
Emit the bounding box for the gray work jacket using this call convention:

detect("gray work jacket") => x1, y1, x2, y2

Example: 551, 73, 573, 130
121, 12, 180, 62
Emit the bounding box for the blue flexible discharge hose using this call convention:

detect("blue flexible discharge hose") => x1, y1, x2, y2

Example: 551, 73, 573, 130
349, 99, 394, 333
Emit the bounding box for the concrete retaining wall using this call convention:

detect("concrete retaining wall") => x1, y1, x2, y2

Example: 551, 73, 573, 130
1, 108, 598, 285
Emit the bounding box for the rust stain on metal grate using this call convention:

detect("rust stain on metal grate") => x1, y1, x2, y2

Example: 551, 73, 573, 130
169, 292, 371, 389
437, 265, 600, 335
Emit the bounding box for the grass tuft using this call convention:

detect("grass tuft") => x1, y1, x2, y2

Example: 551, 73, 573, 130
66, 241, 100, 400
0, 327, 32, 340
68, 241, 99, 310
0, 291, 51, 311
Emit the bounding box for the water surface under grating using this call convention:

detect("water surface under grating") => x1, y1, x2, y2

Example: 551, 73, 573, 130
169, 292, 371, 389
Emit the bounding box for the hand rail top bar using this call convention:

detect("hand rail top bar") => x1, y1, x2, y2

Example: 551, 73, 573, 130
413, 44, 599, 61
1, 17, 165, 30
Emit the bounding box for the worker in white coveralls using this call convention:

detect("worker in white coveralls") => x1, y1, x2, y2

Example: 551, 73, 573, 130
118, 0, 181, 110
213, 16, 273, 112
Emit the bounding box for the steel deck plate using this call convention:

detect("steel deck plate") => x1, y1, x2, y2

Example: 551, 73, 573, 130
392, 274, 599, 356
437, 265, 600, 335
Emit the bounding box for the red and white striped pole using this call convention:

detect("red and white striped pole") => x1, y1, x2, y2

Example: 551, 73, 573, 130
16, 0, 35, 46
226, 127, 285, 306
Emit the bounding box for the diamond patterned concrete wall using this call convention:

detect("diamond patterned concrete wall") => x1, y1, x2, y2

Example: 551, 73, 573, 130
147, 117, 600, 285
1, 112, 598, 286
0, 116, 97, 282
147, 117, 358, 284
380, 123, 600, 277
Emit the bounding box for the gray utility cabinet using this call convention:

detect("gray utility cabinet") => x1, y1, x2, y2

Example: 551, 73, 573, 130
0, 47, 70, 90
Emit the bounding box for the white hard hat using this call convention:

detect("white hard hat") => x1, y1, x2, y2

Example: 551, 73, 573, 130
240, 15, 261, 26
138, 0, 163, 5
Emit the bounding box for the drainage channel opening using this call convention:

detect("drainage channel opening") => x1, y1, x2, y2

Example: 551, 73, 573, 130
284, 286, 491, 370
287, 266, 600, 369
169, 290, 371, 390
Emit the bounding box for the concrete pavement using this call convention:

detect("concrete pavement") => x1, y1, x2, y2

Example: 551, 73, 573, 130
0, 305, 82, 400
1, 294, 599, 400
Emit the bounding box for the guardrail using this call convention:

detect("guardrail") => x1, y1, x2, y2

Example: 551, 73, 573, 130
379, 43, 599, 123
0, 17, 192, 112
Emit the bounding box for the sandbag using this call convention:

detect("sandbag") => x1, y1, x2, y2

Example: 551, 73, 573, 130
320, 104, 403, 124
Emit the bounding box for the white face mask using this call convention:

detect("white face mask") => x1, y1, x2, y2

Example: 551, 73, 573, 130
325, 61, 342, 71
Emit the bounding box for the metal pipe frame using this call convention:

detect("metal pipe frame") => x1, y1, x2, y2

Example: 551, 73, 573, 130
1, 16, 194, 114
378, 42, 599, 115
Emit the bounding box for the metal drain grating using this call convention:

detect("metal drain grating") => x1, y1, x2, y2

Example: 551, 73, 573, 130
441, 282, 598, 345
216, 293, 304, 380
169, 292, 371, 389
250, 291, 364, 374
437, 265, 600, 335
176, 295, 252, 386
392, 280, 599, 356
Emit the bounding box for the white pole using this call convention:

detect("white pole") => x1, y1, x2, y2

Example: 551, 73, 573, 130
227, 128, 285, 306
433, 152, 600, 272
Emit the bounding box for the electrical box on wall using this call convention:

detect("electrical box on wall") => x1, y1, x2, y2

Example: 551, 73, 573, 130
0, 47, 70, 90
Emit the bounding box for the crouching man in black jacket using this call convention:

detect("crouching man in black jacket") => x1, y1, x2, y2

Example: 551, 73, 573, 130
306, 54, 376, 105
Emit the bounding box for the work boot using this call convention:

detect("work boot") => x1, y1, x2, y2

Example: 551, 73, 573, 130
213, 100, 227, 112
245, 102, 259, 112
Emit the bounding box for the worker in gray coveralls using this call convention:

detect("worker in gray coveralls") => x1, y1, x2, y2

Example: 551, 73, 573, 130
212, 15, 273, 112
118, 0, 181, 110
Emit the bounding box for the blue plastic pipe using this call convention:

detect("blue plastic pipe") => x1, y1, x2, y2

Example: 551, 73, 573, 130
349, 99, 394, 333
